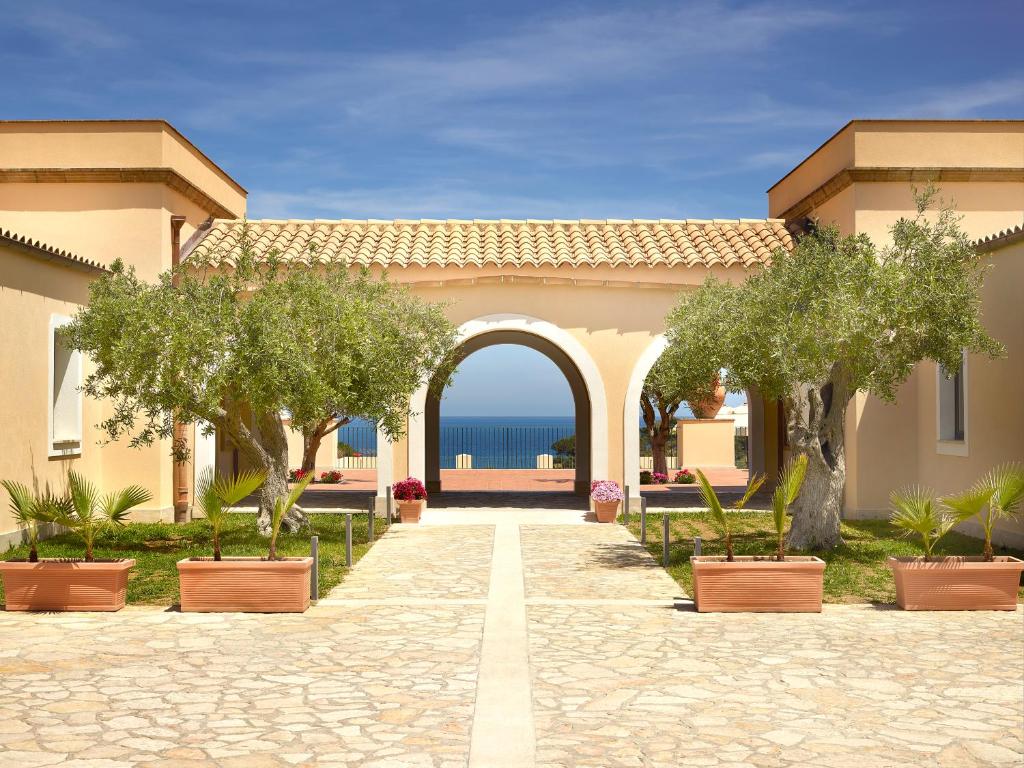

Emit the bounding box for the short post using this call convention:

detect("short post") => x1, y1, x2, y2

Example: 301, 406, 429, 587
623, 485, 630, 525
310, 535, 319, 601
368, 497, 375, 542
693, 536, 702, 557
662, 513, 670, 567
345, 513, 353, 568
640, 497, 647, 546
386, 486, 393, 524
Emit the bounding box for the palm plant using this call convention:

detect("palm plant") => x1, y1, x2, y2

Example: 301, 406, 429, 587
268, 472, 313, 561
890, 486, 965, 561
772, 454, 808, 561
943, 462, 1024, 561
52, 471, 152, 562
1, 481, 68, 563
695, 469, 765, 561
195, 468, 267, 561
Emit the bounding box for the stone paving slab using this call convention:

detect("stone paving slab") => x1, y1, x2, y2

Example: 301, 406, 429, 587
0, 604, 483, 768
520, 524, 683, 601
528, 602, 1024, 768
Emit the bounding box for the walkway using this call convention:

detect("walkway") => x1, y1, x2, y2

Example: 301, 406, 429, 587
0, 509, 1021, 767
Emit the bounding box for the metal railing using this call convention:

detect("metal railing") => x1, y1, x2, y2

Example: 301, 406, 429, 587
439, 425, 576, 469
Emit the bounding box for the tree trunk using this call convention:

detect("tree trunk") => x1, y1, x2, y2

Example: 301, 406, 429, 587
785, 368, 850, 551
300, 429, 321, 474
651, 432, 669, 476
254, 413, 307, 535
640, 390, 680, 480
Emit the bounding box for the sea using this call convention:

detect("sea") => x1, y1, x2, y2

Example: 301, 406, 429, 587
336, 416, 577, 469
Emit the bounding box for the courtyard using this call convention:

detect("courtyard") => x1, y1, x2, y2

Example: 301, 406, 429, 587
1, 509, 1021, 768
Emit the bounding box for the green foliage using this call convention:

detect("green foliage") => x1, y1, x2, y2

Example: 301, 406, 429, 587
50, 471, 151, 561
196, 468, 267, 560
551, 435, 576, 457
943, 462, 1024, 560
1, 481, 67, 563
889, 486, 966, 561
695, 469, 765, 561
269, 472, 314, 560
772, 454, 808, 560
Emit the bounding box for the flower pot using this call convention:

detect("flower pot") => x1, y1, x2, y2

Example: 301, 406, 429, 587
176, 557, 313, 613
887, 556, 1024, 611
0, 559, 135, 611
690, 556, 825, 612
398, 499, 425, 523
593, 500, 620, 523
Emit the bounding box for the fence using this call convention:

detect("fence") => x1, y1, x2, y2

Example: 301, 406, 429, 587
439, 425, 576, 469
335, 424, 378, 470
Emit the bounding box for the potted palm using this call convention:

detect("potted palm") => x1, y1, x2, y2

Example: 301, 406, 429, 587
0, 471, 151, 611
590, 480, 623, 523
690, 456, 826, 613
177, 470, 315, 613
393, 477, 427, 523
888, 463, 1024, 610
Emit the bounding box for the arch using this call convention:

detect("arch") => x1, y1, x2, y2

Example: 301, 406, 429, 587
404, 314, 609, 496
623, 335, 668, 496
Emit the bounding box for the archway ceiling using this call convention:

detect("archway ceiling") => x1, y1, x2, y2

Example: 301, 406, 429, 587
185, 218, 793, 271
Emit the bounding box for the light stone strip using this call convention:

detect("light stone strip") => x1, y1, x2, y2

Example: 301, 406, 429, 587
315, 597, 489, 606
469, 522, 536, 767
525, 598, 683, 606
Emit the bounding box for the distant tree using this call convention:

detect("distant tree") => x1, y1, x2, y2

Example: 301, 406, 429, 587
551, 435, 576, 457
664, 190, 1001, 549
65, 227, 457, 534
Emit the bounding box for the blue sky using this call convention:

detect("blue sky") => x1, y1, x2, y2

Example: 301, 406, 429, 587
4, 1, 1020, 415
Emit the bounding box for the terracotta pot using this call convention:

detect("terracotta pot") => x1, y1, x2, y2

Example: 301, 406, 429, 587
0, 559, 135, 612
690, 555, 825, 612
398, 499, 425, 523
593, 500, 620, 523
690, 383, 727, 419
176, 557, 313, 613
887, 556, 1024, 611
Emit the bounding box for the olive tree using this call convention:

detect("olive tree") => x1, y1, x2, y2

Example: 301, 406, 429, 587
664, 191, 1000, 549
65, 229, 457, 533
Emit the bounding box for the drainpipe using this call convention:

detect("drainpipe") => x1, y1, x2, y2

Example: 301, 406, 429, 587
170, 215, 189, 523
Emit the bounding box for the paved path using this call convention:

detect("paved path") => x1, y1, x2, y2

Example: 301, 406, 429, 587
0, 509, 1022, 767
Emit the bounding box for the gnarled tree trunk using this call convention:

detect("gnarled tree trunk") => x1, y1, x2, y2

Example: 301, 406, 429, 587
785, 366, 851, 551
641, 390, 681, 479
300, 416, 351, 473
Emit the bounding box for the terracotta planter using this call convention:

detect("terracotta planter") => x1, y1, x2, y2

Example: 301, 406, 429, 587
176, 557, 313, 613
0, 559, 135, 612
888, 556, 1024, 611
397, 499, 425, 523
690, 556, 825, 612
593, 500, 620, 523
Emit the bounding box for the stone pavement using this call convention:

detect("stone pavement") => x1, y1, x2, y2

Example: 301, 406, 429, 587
0, 508, 1022, 768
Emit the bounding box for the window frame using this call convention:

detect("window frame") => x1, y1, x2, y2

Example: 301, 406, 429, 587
935, 352, 968, 457
48, 314, 83, 458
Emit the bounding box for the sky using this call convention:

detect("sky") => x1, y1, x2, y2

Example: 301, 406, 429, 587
3, 1, 1021, 415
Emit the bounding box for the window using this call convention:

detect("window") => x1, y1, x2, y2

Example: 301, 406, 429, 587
937, 352, 967, 455
49, 315, 82, 456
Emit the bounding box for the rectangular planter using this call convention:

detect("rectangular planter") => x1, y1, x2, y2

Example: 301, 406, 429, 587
177, 557, 313, 613
0, 559, 135, 611
888, 556, 1024, 611
690, 556, 825, 613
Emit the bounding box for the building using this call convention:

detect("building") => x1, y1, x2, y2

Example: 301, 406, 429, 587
1, 119, 1021, 547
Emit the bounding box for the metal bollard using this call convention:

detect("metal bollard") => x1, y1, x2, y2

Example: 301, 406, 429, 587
386, 486, 394, 524
662, 513, 670, 567
623, 485, 630, 525
693, 536, 702, 557
310, 535, 319, 601
345, 513, 353, 568
640, 497, 647, 545
368, 497, 375, 542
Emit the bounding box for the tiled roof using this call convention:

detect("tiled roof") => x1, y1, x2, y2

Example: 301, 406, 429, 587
184, 218, 793, 270
0, 226, 107, 273
975, 223, 1024, 253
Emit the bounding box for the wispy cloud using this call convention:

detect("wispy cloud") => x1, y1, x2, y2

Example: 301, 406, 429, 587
894, 75, 1024, 118
14, 8, 126, 52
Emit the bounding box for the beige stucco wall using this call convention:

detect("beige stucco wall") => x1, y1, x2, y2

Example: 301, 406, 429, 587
676, 419, 736, 469
769, 120, 1024, 547
0, 247, 104, 542
0, 121, 247, 529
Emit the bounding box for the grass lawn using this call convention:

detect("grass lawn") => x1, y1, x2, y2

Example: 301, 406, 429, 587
0, 513, 376, 606
626, 511, 1024, 604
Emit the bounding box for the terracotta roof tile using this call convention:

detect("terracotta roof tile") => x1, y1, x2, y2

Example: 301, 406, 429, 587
0, 226, 107, 273
184, 218, 793, 271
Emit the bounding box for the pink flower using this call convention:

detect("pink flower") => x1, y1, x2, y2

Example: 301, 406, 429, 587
393, 477, 427, 501
590, 480, 623, 503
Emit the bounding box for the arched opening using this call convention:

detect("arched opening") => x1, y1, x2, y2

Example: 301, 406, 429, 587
624, 337, 783, 505
425, 330, 592, 496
